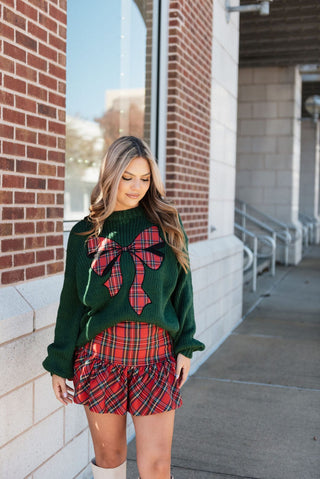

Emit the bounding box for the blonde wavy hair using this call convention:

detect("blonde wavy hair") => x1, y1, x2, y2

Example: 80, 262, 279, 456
85, 136, 190, 273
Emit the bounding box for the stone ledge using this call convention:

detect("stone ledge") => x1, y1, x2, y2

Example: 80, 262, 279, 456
189, 234, 243, 270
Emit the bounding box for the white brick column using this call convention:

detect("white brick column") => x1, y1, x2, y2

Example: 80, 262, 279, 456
299, 120, 320, 242
236, 66, 303, 264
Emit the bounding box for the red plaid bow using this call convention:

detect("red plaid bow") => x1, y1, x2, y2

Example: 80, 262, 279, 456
87, 226, 165, 315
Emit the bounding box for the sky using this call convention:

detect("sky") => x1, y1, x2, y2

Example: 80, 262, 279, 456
66, 0, 146, 121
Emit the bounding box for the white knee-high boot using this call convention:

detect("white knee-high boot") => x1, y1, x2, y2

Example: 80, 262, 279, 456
91, 458, 127, 479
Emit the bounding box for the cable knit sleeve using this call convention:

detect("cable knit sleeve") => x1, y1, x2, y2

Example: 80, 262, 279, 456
171, 216, 205, 359
42, 224, 86, 379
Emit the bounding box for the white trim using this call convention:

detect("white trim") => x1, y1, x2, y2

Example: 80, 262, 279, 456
150, 0, 160, 155
150, 0, 169, 185
157, 0, 169, 185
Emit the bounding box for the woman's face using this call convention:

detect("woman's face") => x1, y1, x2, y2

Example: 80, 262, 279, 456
114, 156, 151, 211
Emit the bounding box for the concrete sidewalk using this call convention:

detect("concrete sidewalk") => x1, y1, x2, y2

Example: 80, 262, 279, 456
127, 245, 320, 479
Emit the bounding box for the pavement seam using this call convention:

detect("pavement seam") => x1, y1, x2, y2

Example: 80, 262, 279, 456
192, 376, 320, 392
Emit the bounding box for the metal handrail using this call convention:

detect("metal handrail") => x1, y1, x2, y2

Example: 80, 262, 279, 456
235, 202, 293, 265
236, 198, 302, 243
234, 223, 276, 292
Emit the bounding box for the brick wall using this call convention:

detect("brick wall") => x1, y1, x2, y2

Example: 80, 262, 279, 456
0, 0, 67, 286
166, 0, 212, 242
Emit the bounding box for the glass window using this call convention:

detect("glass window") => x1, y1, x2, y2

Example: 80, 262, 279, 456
65, 0, 156, 221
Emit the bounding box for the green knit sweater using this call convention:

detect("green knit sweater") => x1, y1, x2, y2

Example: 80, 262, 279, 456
42, 205, 205, 379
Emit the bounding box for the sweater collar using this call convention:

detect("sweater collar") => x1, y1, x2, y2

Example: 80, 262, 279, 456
106, 204, 146, 226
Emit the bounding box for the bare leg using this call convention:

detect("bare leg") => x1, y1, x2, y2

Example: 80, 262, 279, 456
84, 405, 127, 468
132, 409, 175, 479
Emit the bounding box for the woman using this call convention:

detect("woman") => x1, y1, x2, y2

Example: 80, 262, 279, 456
43, 136, 205, 479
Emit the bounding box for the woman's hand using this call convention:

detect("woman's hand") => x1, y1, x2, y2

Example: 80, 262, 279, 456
175, 353, 191, 388
52, 374, 74, 405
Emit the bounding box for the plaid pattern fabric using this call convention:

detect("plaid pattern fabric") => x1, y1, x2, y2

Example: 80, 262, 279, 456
73, 321, 183, 415
87, 226, 165, 315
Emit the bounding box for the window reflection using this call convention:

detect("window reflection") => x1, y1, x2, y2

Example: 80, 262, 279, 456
65, 0, 154, 220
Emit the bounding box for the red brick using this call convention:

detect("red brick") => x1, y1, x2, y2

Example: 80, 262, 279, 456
27, 114, 47, 129
26, 176, 46, 189
38, 103, 57, 118
16, 63, 37, 82
37, 249, 54, 262
56, 193, 64, 205
58, 81, 66, 94
55, 220, 63, 232
55, 247, 64, 260
47, 207, 63, 218
16, 159, 37, 174
36, 221, 55, 233
49, 63, 65, 80
48, 121, 65, 135
15, 191, 36, 204
0, 191, 13, 204
3, 108, 25, 125
16, 128, 37, 143
47, 261, 64, 274
46, 234, 63, 247
59, 0, 67, 11
38, 163, 56, 176
27, 146, 47, 161
0, 21, 14, 40
29, 0, 48, 12
26, 264, 45, 280
58, 109, 65, 122
39, 42, 57, 62
4, 75, 26, 94
57, 166, 65, 178
59, 24, 66, 39
49, 91, 65, 107
49, 4, 67, 24
26, 207, 45, 219
0, 255, 13, 270
0, 124, 14, 139
49, 33, 66, 52
0, 55, 14, 73
39, 72, 57, 91
0, 90, 14, 106
15, 222, 35, 235
16, 0, 38, 21
37, 192, 55, 204
2, 269, 24, 284
48, 178, 64, 190
0, 158, 14, 171
3, 141, 25, 156
3, 41, 26, 62
38, 133, 56, 148
58, 137, 65, 149
2, 175, 25, 188
0, 224, 13, 236
58, 52, 66, 67
15, 95, 37, 113
39, 12, 57, 33
2, 238, 24, 252
28, 53, 47, 71
14, 252, 35, 267
1, 0, 14, 8
16, 30, 37, 51
27, 83, 48, 102
3, 7, 26, 29
25, 236, 45, 249
28, 21, 47, 42
2, 207, 24, 220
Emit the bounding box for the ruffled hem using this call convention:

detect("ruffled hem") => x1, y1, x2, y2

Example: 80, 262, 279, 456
73, 348, 182, 415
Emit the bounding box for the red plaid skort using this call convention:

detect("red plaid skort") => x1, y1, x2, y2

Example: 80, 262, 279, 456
73, 321, 183, 415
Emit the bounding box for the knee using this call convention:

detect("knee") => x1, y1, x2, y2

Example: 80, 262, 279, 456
138, 454, 171, 478
94, 446, 127, 469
